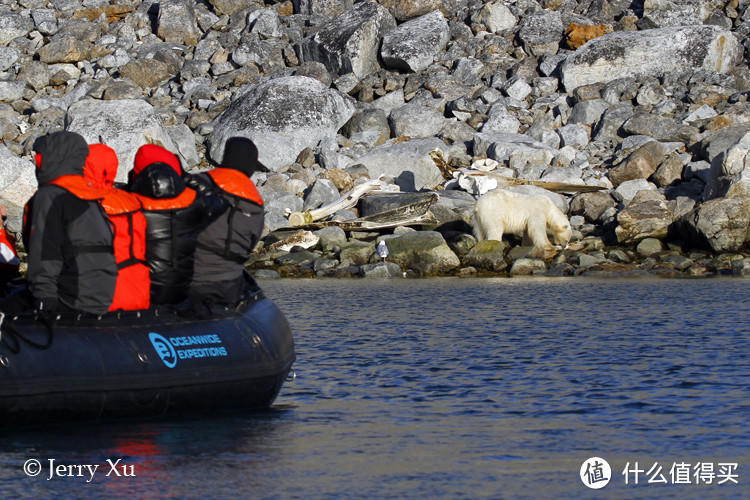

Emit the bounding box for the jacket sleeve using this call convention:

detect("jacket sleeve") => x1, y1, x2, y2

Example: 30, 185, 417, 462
196, 188, 229, 226
26, 188, 65, 309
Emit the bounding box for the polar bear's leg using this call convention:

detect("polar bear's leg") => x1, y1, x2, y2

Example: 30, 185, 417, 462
526, 217, 553, 250
473, 191, 507, 241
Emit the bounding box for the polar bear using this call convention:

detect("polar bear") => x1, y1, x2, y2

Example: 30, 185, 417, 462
473, 189, 572, 251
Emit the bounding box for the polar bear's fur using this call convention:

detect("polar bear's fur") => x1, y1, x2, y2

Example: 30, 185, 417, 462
473, 189, 572, 251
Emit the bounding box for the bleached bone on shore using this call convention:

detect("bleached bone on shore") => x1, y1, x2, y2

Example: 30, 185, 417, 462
456, 169, 607, 196
287, 175, 385, 227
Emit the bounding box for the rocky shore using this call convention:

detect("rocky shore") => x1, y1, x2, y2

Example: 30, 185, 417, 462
2, 0, 750, 278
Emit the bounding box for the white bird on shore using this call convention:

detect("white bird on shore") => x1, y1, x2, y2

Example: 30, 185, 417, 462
376, 240, 389, 262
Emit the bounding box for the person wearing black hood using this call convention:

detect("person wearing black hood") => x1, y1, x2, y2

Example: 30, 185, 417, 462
128, 144, 228, 306
187, 137, 265, 306
1, 131, 117, 315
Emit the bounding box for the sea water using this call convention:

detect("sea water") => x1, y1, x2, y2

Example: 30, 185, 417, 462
0, 277, 748, 499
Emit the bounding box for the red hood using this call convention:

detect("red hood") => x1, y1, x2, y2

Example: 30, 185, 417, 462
84, 143, 119, 190
133, 144, 183, 178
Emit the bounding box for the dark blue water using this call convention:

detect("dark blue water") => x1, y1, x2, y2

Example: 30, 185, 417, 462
0, 277, 748, 499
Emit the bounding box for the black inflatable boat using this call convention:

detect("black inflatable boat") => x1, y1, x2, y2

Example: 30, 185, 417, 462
0, 286, 295, 428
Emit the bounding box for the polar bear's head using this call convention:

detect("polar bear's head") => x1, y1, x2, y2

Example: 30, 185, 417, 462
548, 210, 572, 247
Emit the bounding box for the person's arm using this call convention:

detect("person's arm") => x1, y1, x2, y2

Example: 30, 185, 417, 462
26, 189, 66, 312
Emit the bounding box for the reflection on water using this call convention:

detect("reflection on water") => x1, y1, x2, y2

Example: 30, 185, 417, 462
0, 278, 748, 499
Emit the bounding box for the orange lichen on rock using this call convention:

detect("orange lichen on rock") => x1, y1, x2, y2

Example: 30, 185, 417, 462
564, 23, 612, 49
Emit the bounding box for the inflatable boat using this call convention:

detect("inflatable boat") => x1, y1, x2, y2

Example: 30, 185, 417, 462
0, 284, 295, 428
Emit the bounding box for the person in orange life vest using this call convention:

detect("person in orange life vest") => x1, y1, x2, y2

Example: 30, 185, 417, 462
0, 205, 20, 298
127, 144, 227, 305
187, 138, 265, 306
2, 131, 117, 315
83, 144, 150, 311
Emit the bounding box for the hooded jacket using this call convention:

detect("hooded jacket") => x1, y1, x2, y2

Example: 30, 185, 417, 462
84, 144, 150, 311
128, 146, 227, 305
26, 131, 117, 314
187, 138, 264, 304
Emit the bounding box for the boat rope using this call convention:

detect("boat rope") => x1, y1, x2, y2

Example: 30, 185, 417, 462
0, 315, 54, 354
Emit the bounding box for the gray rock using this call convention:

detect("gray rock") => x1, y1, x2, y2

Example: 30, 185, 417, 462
463, 240, 508, 272
651, 155, 686, 188
643, 0, 723, 27
293, 0, 354, 18
731, 258, 750, 276
342, 107, 390, 142
303, 178, 340, 210
338, 240, 375, 267
608, 141, 667, 187
350, 137, 449, 191
263, 192, 304, 231
157, 0, 202, 45
560, 26, 742, 91
471, 1, 517, 33
119, 59, 173, 89
359, 261, 402, 277
378, 0, 452, 22
0, 80, 24, 102
0, 146, 36, 214
612, 179, 658, 204
381, 10, 449, 73
388, 103, 446, 139
622, 113, 699, 143
208, 76, 355, 171
509, 258, 547, 275
248, 8, 283, 40
165, 124, 201, 169
0, 12, 34, 47
676, 197, 750, 252
636, 237, 663, 257
481, 105, 520, 134
592, 102, 634, 143
481, 133, 555, 166
37, 37, 91, 64
703, 129, 750, 200
254, 269, 281, 279
518, 10, 563, 56
615, 199, 673, 244
300, 1, 396, 79
385, 231, 460, 273
66, 99, 180, 184
314, 226, 347, 249
556, 124, 589, 148
570, 191, 616, 222
0, 47, 20, 72
569, 99, 609, 125
31, 8, 57, 36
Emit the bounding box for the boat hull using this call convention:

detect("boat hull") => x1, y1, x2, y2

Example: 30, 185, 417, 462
0, 292, 295, 427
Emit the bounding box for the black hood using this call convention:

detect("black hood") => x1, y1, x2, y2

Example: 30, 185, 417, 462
129, 163, 187, 199
33, 131, 89, 185
221, 137, 265, 176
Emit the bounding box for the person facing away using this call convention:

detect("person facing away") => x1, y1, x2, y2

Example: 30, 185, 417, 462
127, 144, 227, 305
188, 137, 265, 306
83, 144, 150, 311
0, 204, 20, 298
24, 131, 117, 314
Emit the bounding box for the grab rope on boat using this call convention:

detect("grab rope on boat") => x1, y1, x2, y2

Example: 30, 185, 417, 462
0, 312, 55, 355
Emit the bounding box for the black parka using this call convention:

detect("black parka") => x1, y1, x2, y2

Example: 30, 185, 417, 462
129, 163, 227, 305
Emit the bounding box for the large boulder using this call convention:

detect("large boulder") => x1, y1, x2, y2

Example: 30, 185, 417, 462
378, 0, 454, 21
702, 129, 750, 200
381, 10, 450, 73
299, 1, 396, 79
349, 137, 449, 191
615, 199, 673, 244
676, 197, 750, 252
388, 103, 446, 139
157, 0, 202, 45
0, 146, 36, 215
293, 0, 354, 17
384, 231, 460, 273
208, 76, 355, 171
66, 99, 182, 183
559, 26, 742, 91
0, 12, 34, 47
643, 0, 724, 27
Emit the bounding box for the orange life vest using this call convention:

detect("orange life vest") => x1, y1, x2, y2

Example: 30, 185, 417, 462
51, 175, 150, 311
206, 168, 264, 206
0, 226, 19, 272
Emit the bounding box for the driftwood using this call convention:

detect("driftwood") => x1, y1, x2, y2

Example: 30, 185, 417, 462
287, 176, 384, 227
290, 193, 439, 231
461, 170, 607, 194
255, 230, 319, 254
